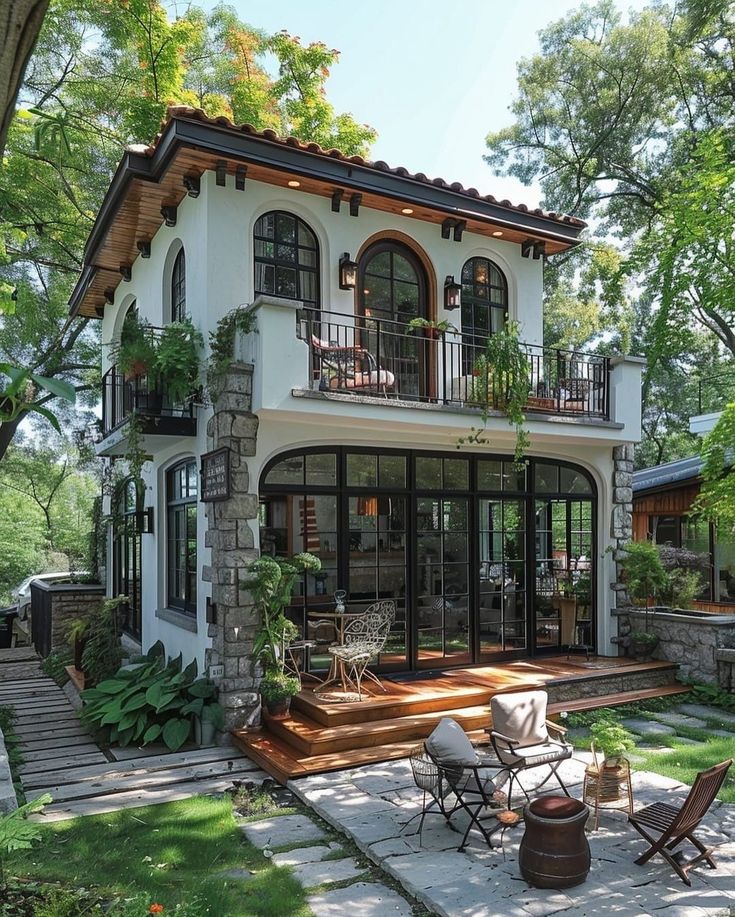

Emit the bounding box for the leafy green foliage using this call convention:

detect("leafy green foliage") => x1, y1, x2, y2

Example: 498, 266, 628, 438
242, 553, 321, 678
589, 719, 636, 762
260, 672, 301, 705
80, 596, 127, 686
0, 794, 52, 886
696, 401, 735, 532
618, 540, 668, 604
207, 305, 258, 398
81, 646, 222, 750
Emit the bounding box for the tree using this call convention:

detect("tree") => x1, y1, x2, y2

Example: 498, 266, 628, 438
697, 402, 735, 532
0, 0, 376, 459
0, 0, 49, 156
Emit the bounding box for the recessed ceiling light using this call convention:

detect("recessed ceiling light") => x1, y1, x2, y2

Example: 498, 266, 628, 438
401, 207, 413, 215
287, 179, 301, 187
492, 230, 504, 237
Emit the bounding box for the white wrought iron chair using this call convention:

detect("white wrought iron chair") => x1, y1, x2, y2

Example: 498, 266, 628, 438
487, 689, 572, 810
327, 609, 392, 700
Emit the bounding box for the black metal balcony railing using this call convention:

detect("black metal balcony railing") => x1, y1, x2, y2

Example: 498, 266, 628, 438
101, 366, 196, 436
697, 371, 735, 415
299, 309, 610, 420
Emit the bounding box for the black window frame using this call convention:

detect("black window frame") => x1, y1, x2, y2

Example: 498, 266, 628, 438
112, 476, 143, 641
171, 247, 186, 323
460, 257, 508, 373
166, 458, 198, 615
253, 210, 320, 309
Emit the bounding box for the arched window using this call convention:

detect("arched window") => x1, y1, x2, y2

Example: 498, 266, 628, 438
171, 248, 186, 323
461, 258, 508, 359
113, 478, 143, 640
253, 211, 319, 309
358, 241, 429, 397
166, 459, 198, 615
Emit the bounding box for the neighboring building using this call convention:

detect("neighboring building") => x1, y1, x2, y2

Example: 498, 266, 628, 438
71, 107, 645, 728
633, 457, 735, 609
689, 370, 735, 436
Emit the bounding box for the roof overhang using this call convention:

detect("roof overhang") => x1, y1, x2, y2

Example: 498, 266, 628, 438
70, 113, 587, 319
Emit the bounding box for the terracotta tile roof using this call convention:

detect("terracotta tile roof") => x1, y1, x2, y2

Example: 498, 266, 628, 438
143, 106, 586, 229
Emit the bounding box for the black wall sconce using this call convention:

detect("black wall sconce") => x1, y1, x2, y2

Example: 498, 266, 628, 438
136, 506, 154, 534
183, 174, 200, 198
136, 240, 151, 259
339, 253, 358, 290
444, 275, 461, 310
206, 596, 218, 624
160, 205, 177, 227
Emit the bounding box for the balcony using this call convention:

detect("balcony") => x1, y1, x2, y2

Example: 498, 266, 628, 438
298, 309, 610, 420
97, 366, 197, 456
690, 370, 735, 436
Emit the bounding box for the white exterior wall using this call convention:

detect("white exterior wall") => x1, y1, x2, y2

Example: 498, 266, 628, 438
100, 167, 638, 670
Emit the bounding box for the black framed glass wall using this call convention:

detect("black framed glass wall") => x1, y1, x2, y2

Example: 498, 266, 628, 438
112, 478, 143, 641
259, 448, 597, 671
166, 459, 198, 615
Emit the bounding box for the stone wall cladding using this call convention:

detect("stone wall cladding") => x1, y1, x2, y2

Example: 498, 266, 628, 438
203, 362, 261, 732
545, 666, 676, 704
611, 444, 635, 612
617, 609, 735, 684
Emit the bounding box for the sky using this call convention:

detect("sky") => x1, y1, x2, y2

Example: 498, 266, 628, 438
199, 0, 649, 211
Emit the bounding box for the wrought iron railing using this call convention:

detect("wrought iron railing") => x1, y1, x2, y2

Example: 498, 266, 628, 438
101, 366, 196, 435
298, 309, 610, 420
697, 370, 735, 415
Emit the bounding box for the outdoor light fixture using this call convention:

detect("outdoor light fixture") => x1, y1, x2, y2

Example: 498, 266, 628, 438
136, 506, 154, 534
492, 230, 504, 237
444, 275, 461, 310
288, 179, 301, 187
401, 207, 414, 215
339, 253, 358, 290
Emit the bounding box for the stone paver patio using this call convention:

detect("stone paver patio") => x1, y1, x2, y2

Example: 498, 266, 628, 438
289, 750, 735, 916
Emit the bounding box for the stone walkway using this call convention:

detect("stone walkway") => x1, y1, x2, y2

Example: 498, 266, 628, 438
290, 750, 735, 916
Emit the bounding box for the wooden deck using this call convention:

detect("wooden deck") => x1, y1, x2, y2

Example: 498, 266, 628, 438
233, 655, 687, 783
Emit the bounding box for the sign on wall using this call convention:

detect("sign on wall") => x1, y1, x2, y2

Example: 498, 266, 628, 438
200, 447, 230, 502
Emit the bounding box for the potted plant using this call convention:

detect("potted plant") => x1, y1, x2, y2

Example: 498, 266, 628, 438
407, 317, 458, 339
66, 618, 90, 673
115, 312, 157, 381
154, 319, 204, 405
618, 541, 668, 659
242, 552, 322, 718
589, 719, 636, 769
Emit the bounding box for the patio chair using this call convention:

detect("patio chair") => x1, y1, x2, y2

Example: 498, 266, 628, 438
423, 717, 506, 850
312, 335, 395, 395
487, 689, 573, 810
327, 609, 392, 700
628, 758, 733, 886
404, 743, 461, 844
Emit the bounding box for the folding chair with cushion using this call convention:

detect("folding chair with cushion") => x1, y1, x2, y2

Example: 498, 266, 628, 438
425, 717, 506, 850
327, 610, 391, 700
629, 759, 733, 886
312, 336, 395, 395
488, 689, 572, 810
404, 743, 461, 844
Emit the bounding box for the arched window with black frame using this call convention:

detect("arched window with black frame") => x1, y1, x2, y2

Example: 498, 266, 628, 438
166, 459, 198, 615
253, 211, 319, 310
171, 248, 186, 323
460, 257, 508, 374
112, 477, 143, 640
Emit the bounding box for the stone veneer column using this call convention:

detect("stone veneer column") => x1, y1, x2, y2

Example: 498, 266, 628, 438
202, 362, 261, 731
610, 444, 635, 650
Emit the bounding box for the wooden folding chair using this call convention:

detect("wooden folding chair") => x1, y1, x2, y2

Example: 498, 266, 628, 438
628, 758, 732, 886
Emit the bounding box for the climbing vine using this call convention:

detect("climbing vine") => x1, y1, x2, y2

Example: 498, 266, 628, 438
207, 306, 258, 399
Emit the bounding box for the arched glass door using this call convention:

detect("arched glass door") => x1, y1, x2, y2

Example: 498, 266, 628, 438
358, 242, 429, 398
112, 478, 142, 640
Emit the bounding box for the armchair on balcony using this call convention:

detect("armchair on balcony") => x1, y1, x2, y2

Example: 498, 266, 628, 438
312, 335, 395, 396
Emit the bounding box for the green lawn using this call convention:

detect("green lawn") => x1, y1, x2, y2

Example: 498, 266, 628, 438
7, 796, 310, 917
634, 738, 735, 804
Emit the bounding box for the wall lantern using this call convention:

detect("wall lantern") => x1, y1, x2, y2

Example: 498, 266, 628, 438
135, 506, 154, 534
339, 253, 358, 290
444, 275, 461, 310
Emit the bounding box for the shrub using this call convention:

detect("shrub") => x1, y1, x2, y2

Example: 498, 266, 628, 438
81, 643, 223, 750
659, 567, 703, 609
619, 540, 667, 605
81, 596, 128, 686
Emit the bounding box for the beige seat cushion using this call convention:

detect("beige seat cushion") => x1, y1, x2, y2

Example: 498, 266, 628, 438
426, 717, 479, 767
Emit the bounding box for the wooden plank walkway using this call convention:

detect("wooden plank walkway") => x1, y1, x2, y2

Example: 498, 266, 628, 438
0, 647, 266, 820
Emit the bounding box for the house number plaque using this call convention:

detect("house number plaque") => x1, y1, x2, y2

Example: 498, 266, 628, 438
200, 447, 231, 501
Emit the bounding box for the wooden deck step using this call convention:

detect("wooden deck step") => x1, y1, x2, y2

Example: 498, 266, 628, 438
233, 682, 691, 784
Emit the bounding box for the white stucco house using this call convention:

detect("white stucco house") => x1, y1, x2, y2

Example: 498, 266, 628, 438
70, 107, 644, 729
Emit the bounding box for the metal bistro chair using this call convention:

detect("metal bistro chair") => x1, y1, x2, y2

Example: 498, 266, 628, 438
629, 759, 733, 886
312, 335, 395, 396
488, 689, 573, 810
327, 609, 392, 700
405, 744, 461, 845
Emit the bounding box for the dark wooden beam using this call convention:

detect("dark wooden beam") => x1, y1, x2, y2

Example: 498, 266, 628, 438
349, 192, 362, 217
215, 160, 227, 186
331, 189, 343, 213
453, 220, 467, 242
119, 264, 132, 282
137, 240, 151, 259
235, 165, 247, 191
183, 174, 200, 197
160, 205, 177, 227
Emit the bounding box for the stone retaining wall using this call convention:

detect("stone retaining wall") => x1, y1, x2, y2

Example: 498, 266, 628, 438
614, 608, 735, 684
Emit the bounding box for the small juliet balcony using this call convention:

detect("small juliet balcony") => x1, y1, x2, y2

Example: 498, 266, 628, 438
299, 309, 611, 420
97, 365, 197, 457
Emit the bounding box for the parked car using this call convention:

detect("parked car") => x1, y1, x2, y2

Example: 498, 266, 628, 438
13, 572, 90, 620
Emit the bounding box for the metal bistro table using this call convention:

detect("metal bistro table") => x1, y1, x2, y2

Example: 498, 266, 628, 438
307, 607, 364, 694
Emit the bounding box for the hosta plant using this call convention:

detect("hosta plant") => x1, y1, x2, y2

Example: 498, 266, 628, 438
81, 642, 223, 751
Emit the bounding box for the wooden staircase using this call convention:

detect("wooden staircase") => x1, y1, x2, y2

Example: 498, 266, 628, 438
232, 656, 687, 784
